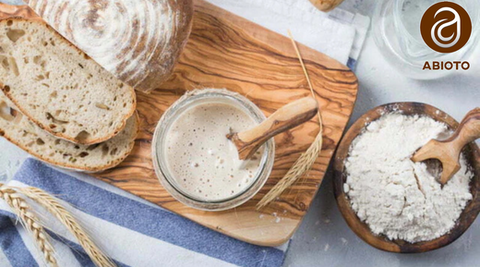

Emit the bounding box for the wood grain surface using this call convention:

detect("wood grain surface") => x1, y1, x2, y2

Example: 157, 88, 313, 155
333, 102, 480, 253
0, 0, 358, 246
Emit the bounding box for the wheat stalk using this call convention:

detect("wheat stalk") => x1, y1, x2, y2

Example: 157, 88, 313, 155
257, 31, 324, 209
0, 183, 58, 267
19, 187, 116, 267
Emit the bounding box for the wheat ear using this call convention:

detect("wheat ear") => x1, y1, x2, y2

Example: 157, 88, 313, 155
18, 187, 116, 267
0, 183, 58, 267
257, 31, 324, 209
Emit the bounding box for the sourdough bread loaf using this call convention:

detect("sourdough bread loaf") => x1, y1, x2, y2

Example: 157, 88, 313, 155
0, 18, 136, 145
0, 92, 138, 172
24, 0, 194, 93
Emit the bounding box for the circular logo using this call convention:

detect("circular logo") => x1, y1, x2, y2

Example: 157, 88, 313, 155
420, 2, 472, 53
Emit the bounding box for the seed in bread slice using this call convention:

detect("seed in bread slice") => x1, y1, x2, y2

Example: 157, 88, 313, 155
0, 92, 138, 172
0, 18, 136, 145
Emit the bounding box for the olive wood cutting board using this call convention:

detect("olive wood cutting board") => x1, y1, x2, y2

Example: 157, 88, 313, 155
0, 0, 358, 246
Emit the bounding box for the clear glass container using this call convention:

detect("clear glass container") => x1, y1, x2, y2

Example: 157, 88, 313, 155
373, 0, 479, 80
152, 89, 275, 211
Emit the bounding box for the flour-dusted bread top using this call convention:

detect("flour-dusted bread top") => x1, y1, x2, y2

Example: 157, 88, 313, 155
0, 92, 138, 172
24, 0, 194, 93
0, 18, 136, 144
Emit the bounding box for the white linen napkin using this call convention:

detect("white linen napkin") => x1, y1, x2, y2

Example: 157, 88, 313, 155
206, 0, 370, 68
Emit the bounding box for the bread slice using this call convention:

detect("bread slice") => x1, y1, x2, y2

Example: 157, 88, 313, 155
0, 18, 136, 145
0, 92, 138, 172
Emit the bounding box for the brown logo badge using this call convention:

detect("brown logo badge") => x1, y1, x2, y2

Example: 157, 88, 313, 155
420, 2, 472, 53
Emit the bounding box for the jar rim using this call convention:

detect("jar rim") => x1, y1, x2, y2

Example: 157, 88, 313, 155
152, 89, 275, 211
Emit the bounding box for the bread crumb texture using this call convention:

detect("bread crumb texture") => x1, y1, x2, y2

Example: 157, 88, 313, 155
0, 19, 136, 144
0, 91, 137, 172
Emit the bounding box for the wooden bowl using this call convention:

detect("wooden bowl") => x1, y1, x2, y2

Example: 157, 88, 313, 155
333, 102, 480, 253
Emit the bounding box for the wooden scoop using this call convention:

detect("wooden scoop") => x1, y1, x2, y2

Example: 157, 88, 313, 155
412, 108, 480, 185
227, 97, 318, 160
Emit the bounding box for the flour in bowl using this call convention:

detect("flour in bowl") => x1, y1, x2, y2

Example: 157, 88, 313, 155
344, 113, 473, 243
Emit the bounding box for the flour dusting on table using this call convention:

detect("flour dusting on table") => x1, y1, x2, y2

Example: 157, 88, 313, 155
345, 113, 473, 243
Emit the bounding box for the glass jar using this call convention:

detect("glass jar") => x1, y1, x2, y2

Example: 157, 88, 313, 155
373, 0, 479, 80
152, 89, 275, 211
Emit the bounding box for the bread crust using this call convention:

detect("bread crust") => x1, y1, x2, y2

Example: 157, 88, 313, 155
0, 18, 137, 145
0, 111, 139, 173
133, 0, 194, 93
24, 0, 194, 93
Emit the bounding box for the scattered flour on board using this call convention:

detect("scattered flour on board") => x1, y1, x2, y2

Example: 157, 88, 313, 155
345, 113, 473, 243
271, 212, 282, 223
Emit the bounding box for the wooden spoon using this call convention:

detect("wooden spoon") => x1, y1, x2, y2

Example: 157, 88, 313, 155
412, 108, 480, 185
308, 0, 345, 12
227, 97, 318, 160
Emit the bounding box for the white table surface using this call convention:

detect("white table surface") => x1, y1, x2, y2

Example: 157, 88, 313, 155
280, 1, 480, 267
0, 0, 478, 266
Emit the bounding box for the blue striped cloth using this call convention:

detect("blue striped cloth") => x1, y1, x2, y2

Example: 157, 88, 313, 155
0, 159, 288, 267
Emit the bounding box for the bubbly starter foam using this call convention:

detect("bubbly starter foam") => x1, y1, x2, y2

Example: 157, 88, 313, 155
164, 101, 263, 202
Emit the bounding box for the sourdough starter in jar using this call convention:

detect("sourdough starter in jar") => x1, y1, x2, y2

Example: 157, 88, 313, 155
164, 101, 263, 202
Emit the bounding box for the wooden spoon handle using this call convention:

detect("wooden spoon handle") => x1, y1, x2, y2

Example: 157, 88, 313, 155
228, 97, 318, 160
447, 108, 480, 148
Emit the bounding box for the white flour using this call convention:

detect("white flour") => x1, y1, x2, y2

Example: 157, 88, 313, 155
345, 113, 473, 243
